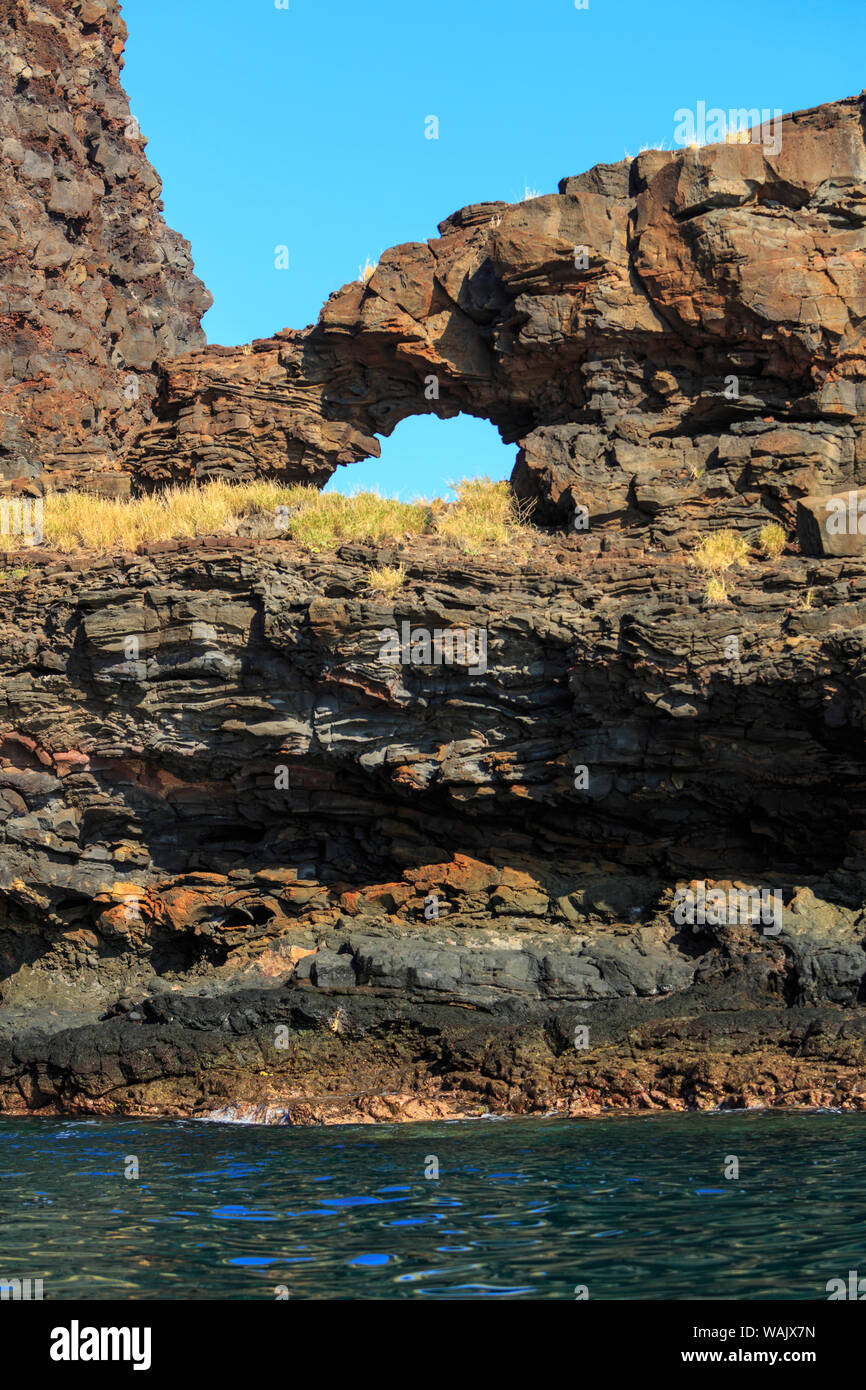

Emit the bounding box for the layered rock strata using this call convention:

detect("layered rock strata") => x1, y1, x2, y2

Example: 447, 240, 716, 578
1, 1, 866, 1120
0, 534, 865, 1120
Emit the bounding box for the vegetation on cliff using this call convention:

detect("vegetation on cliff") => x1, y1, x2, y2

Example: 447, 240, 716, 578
0, 478, 530, 555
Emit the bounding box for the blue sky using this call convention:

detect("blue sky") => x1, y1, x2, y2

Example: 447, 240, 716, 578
120, 0, 866, 498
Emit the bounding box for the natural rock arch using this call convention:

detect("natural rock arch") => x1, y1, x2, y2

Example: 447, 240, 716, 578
127, 95, 866, 549
1, 0, 863, 560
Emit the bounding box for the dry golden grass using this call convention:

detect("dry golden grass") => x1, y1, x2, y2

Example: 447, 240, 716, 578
704, 575, 729, 604
366, 563, 406, 597
690, 528, 751, 574
0, 477, 531, 556
284, 488, 429, 550
436, 476, 534, 556
0, 481, 301, 553
758, 522, 786, 559
358, 258, 378, 284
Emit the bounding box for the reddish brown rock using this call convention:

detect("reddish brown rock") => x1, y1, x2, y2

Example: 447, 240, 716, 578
126, 94, 866, 556
0, 0, 210, 497
797, 488, 866, 556
0, 534, 865, 1119
2, 5, 866, 1122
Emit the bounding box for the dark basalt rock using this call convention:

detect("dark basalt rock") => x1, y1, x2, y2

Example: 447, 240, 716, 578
125, 94, 866, 557
0, 536, 865, 1120
1, 3, 866, 1121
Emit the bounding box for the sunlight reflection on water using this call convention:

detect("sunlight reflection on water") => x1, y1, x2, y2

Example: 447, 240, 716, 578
0, 1111, 864, 1299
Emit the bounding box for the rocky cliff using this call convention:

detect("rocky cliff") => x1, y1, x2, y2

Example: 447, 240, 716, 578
128, 93, 866, 561
1, 4, 866, 1122
1, 530, 866, 1121
0, 0, 211, 498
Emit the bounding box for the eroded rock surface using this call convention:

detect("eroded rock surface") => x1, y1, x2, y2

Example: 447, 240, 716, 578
130, 95, 866, 556
0, 0, 211, 497
1, 5, 866, 1120
1, 536, 865, 1120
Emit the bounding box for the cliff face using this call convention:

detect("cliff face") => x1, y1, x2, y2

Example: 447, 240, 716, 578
1, 5, 866, 1122
0, 0, 211, 498
130, 95, 866, 560
1, 532, 865, 1121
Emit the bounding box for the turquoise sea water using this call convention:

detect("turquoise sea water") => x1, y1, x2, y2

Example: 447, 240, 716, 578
0, 1111, 863, 1300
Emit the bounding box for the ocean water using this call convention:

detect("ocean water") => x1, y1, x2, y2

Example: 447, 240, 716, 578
0, 1110, 863, 1300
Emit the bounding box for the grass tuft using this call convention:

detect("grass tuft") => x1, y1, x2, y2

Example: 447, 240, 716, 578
0, 477, 532, 556
436, 476, 534, 556
286, 489, 428, 550
0, 481, 307, 554
758, 522, 786, 559
690, 528, 750, 574
366, 563, 406, 597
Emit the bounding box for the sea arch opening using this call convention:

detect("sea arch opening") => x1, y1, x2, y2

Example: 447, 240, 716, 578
323, 412, 518, 502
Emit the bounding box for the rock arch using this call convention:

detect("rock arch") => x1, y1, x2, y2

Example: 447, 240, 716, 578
128, 94, 866, 549
2, 0, 862, 560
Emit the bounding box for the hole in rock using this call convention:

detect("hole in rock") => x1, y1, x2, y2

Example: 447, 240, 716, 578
323, 413, 516, 501
221, 904, 276, 929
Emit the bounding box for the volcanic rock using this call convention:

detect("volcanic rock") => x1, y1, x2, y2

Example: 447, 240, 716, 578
2, 5, 866, 1122
125, 94, 866, 556
0, 0, 211, 498
0, 532, 865, 1120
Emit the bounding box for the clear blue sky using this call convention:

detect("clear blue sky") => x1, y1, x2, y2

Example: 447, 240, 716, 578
120, 0, 866, 498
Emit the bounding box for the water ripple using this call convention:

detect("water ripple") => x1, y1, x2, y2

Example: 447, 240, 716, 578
1, 1111, 865, 1298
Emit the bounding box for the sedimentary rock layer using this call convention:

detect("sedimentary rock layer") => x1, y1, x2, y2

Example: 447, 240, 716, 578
1, 0, 866, 1120
1, 535, 865, 1120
